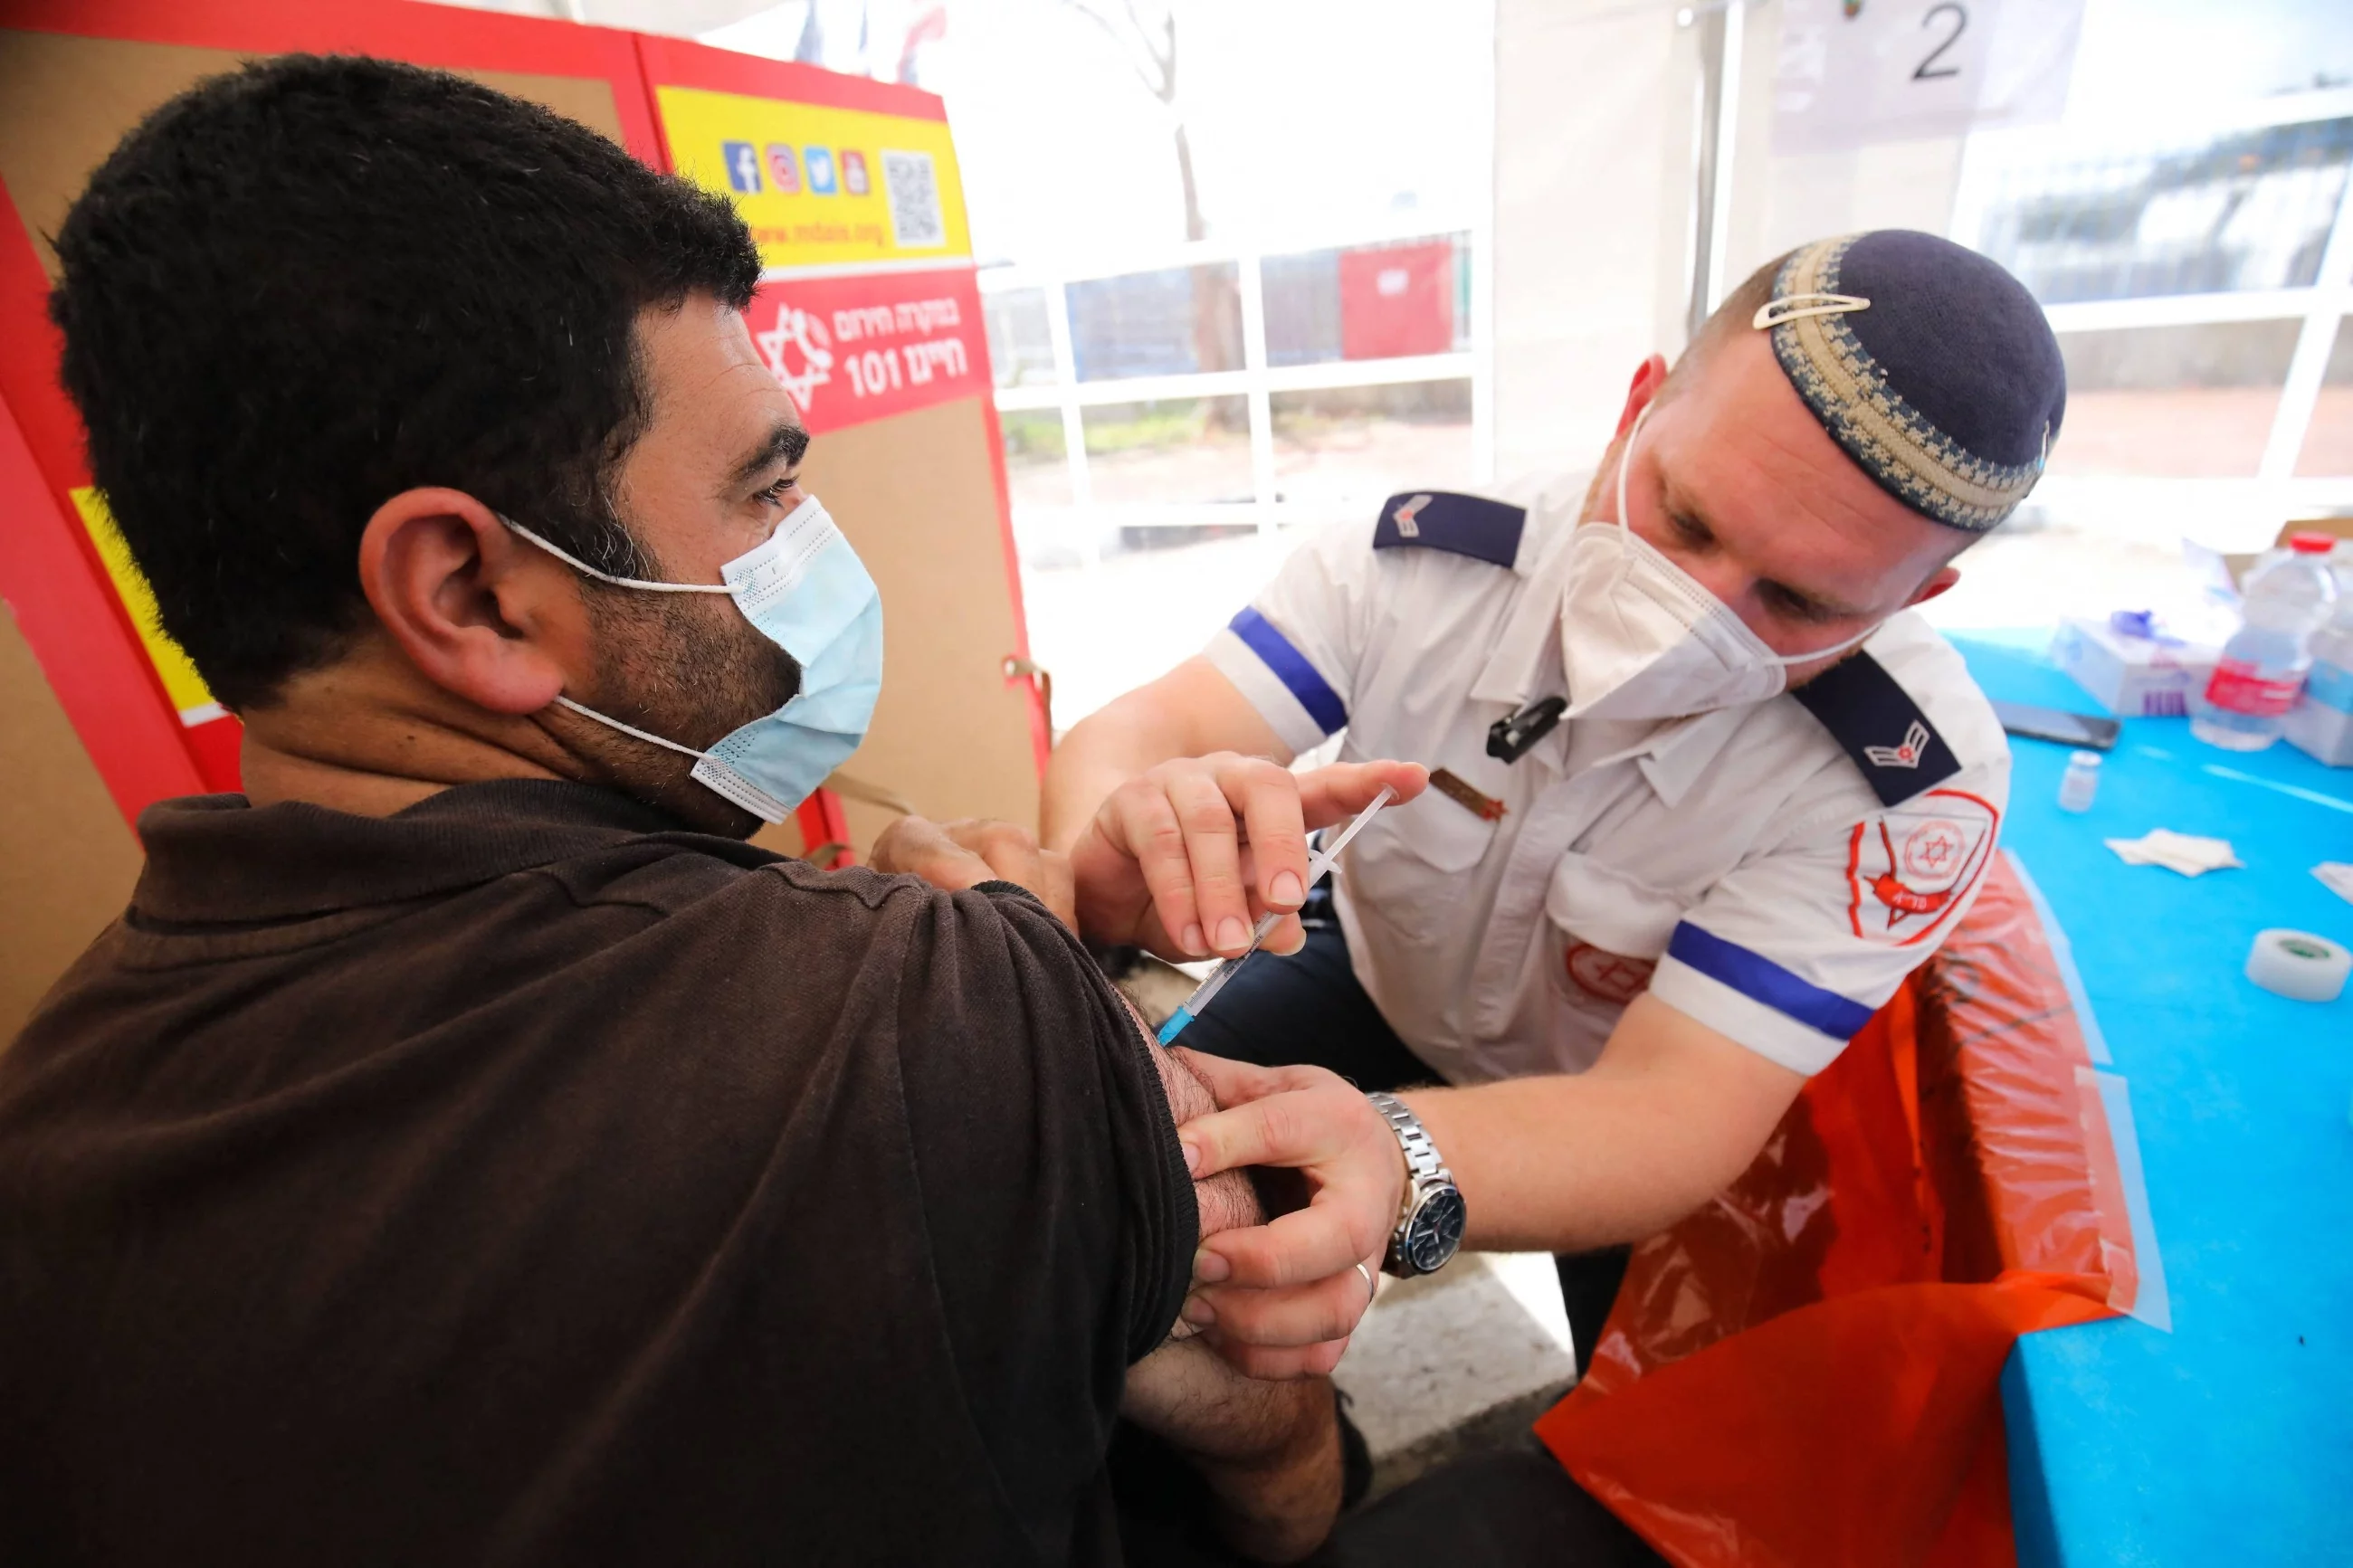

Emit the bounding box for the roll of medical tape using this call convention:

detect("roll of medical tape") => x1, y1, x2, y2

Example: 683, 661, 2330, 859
2243, 928, 2351, 1003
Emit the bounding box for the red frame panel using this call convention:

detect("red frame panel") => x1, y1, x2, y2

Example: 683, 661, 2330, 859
0, 0, 662, 827
0, 0, 1047, 837
0, 0, 662, 157
0, 383, 203, 818
630, 33, 947, 128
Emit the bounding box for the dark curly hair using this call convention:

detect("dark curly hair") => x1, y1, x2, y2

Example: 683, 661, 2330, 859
49, 53, 761, 711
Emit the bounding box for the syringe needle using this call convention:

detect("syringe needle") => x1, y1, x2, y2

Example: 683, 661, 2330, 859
1155, 784, 1398, 1045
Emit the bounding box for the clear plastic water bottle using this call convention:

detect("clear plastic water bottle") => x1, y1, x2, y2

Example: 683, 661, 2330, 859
2191, 533, 2340, 752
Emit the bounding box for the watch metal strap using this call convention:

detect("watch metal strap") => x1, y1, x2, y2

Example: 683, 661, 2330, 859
1366, 1092, 1444, 1183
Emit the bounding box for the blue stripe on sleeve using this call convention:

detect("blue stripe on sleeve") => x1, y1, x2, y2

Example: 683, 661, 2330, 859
1228, 606, 1347, 736
1666, 922, 1873, 1040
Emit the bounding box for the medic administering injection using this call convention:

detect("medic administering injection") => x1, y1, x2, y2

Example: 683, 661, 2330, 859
1048, 231, 2054, 1350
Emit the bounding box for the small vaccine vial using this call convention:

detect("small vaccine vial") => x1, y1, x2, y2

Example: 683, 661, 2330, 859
2057, 750, 2101, 813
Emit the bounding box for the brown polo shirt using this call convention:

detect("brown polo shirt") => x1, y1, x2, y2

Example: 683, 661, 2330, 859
0, 780, 1194, 1566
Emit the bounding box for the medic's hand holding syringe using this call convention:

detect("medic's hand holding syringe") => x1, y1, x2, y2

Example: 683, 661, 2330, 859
1156, 785, 1396, 1045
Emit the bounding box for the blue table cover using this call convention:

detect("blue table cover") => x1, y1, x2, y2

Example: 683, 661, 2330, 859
1948, 635, 2353, 1566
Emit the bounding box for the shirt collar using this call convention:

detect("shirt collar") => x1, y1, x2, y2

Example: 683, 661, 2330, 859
1469, 501, 1583, 708
130, 779, 700, 926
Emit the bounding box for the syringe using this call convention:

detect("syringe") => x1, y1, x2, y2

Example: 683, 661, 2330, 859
1156, 784, 1396, 1045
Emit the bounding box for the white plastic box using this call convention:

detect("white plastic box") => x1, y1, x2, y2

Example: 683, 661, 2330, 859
2049, 617, 2220, 718
2282, 662, 2353, 766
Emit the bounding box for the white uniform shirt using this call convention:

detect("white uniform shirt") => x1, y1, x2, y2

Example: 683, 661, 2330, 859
1203, 479, 2012, 1085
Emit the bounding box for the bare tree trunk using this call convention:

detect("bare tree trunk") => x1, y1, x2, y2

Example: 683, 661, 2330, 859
1173, 119, 1206, 245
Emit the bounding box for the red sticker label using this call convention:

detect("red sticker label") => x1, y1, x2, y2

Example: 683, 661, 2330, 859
1845, 790, 2001, 946
2203, 658, 2302, 717
1565, 942, 1656, 1005
748, 267, 988, 435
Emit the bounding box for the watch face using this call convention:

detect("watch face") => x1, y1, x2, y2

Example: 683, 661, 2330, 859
1404, 1185, 1468, 1274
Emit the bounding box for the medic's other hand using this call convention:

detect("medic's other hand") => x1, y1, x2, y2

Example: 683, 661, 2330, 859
1170, 1050, 1406, 1381
870, 815, 1079, 931
1069, 755, 1426, 961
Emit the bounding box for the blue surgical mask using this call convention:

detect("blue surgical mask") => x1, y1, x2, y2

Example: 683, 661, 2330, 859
502, 495, 882, 822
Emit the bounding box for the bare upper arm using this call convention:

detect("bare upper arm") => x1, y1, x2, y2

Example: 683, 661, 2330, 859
1157, 656, 1295, 765
1119, 988, 1264, 1243
1590, 993, 1807, 1196
1084, 655, 1296, 769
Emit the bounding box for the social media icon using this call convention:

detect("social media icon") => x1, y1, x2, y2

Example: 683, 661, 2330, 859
840, 149, 870, 196
721, 140, 762, 195
765, 143, 800, 193
805, 146, 837, 195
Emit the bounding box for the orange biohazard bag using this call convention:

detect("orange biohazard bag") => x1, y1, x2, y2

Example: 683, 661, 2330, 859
1534, 854, 2147, 1567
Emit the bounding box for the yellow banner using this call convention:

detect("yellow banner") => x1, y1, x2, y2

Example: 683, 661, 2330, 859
656, 86, 972, 271
71, 487, 219, 726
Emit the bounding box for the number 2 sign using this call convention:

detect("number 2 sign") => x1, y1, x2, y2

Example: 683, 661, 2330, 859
1773, 0, 2084, 155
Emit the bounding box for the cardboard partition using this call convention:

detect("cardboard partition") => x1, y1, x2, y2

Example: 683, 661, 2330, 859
0, 5, 664, 822
0, 0, 1042, 1021
637, 33, 1044, 861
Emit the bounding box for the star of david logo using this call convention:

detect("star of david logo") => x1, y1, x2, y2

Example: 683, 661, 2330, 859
1900, 819, 1967, 878
755, 301, 833, 413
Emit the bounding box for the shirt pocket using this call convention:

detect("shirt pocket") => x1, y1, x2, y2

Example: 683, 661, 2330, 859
1543, 852, 1684, 1012
1341, 792, 1498, 944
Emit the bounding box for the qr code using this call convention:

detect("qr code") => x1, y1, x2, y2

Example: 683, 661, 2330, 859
881, 150, 944, 249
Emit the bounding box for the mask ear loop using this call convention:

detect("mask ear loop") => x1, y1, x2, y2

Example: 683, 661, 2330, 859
498, 515, 739, 755
549, 695, 710, 760
500, 515, 735, 594
1611, 403, 1879, 670
1610, 401, 1654, 597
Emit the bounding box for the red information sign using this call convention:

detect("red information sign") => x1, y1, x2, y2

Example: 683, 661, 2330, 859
748, 266, 988, 435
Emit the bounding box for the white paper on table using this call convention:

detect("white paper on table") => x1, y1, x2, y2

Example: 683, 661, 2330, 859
2105, 829, 2243, 877
2316, 862, 2353, 906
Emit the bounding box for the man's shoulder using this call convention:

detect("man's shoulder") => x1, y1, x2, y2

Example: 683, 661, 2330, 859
1858, 613, 2010, 777
1358, 469, 1590, 575
1727, 613, 2008, 835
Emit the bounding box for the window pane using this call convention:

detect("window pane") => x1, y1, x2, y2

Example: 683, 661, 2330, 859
1262, 250, 1342, 366
998, 407, 1071, 508
1081, 396, 1253, 505
1066, 265, 1243, 382
2046, 320, 2301, 478
1271, 380, 1472, 505
1968, 117, 2351, 304
2295, 317, 2353, 479
1263, 234, 1469, 367
981, 286, 1057, 388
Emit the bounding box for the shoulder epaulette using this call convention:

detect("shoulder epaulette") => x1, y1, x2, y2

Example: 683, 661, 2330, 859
1372, 491, 1524, 568
1789, 651, 1962, 807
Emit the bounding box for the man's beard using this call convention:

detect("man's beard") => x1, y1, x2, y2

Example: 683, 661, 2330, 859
571, 582, 802, 835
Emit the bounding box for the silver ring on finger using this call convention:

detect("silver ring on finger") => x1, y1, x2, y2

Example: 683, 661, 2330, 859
1355, 1261, 1377, 1306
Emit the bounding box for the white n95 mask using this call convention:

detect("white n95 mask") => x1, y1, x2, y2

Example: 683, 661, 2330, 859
1559, 403, 1875, 721
504, 495, 882, 822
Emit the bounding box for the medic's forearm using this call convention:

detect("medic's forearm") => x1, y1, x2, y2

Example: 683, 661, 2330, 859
1041, 658, 1297, 856
1397, 1076, 1729, 1253
1041, 690, 1191, 854
1397, 996, 1803, 1254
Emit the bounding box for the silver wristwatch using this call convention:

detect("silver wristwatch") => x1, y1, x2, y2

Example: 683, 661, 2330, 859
1366, 1092, 1467, 1278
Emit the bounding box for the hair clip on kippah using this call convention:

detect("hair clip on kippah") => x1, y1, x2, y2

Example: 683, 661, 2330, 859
1753, 291, 1871, 329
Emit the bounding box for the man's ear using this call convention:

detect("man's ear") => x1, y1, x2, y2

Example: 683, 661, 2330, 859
357, 487, 581, 717
1614, 354, 1671, 437
1906, 565, 1962, 608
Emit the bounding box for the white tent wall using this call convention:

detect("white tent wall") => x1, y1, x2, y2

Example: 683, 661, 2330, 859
1490, 0, 1699, 486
